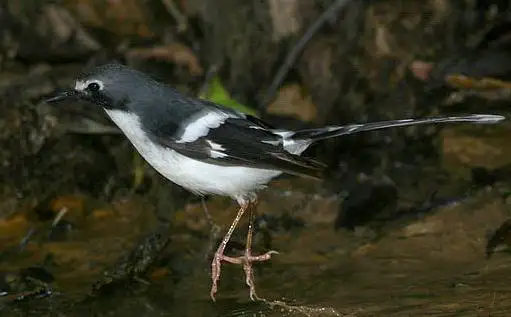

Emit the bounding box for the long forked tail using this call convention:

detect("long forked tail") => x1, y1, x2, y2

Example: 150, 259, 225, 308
289, 114, 505, 142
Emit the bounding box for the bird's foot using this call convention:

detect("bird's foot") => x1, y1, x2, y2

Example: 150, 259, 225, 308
210, 248, 278, 301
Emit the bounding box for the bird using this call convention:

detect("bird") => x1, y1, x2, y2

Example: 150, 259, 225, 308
45, 63, 505, 301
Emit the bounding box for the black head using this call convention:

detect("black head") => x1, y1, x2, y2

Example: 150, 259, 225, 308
46, 64, 163, 111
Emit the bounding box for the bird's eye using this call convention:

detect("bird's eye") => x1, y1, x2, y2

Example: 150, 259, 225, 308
87, 82, 101, 92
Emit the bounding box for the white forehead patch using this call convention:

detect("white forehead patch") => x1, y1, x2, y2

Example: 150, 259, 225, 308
75, 79, 104, 91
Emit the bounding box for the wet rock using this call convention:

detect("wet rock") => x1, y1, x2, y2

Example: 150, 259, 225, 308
441, 124, 511, 176
0, 265, 55, 306
401, 219, 444, 237
91, 228, 171, 295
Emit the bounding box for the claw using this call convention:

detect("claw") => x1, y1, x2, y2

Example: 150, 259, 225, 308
209, 197, 277, 301
210, 248, 278, 301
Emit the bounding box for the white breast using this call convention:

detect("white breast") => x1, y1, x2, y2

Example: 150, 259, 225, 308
104, 109, 282, 198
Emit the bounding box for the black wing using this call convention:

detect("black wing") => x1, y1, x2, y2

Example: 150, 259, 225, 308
147, 115, 326, 180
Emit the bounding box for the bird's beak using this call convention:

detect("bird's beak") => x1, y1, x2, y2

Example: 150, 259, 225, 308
45, 89, 83, 103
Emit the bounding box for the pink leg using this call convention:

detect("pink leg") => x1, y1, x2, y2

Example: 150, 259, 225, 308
210, 198, 278, 301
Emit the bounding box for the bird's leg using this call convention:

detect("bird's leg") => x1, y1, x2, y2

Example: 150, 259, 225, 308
210, 200, 249, 301
239, 198, 278, 300
210, 198, 278, 301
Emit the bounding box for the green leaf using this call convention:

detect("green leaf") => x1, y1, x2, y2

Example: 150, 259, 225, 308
199, 76, 258, 116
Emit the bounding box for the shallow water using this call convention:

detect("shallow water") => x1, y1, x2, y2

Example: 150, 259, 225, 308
2, 174, 511, 317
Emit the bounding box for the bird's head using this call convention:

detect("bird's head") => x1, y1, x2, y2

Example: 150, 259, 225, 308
46, 63, 161, 112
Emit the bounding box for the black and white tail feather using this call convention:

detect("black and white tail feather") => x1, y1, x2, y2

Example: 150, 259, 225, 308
262, 113, 502, 179
289, 114, 501, 142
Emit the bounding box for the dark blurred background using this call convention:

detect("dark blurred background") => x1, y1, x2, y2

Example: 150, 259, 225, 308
1, 1, 511, 316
